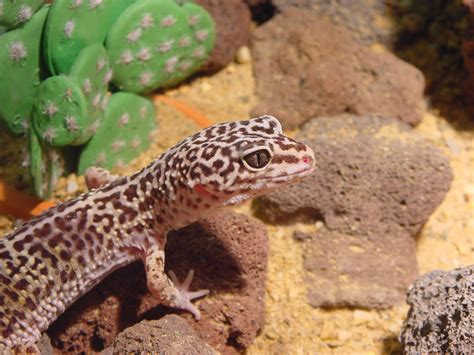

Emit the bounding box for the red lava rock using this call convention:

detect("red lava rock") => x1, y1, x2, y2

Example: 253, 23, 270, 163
250, 9, 425, 129
463, 1, 474, 113
257, 114, 453, 308
107, 315, 216, 354
47, 211, 268, 354
273, 0, 393, 45
195, 0, 252, 73
294, 226, 418, 309
244, 0, 271, 7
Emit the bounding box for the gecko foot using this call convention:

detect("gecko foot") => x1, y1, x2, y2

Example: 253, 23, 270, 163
169, 269, 209, 320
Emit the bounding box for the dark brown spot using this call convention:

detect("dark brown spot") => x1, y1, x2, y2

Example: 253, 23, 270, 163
0, 251, 12, 260
55, 217, 73, 232
3, 288, 19, 302
0, 275, 11, 285
13, 279, 29, 291
123, 185, 138, 202
59, 249, 72, 262
24, 297, 36, 311
84, 233, 94, 246
75, 239, 86, 251
60, 270, 68, 283
77, 255, 86, 267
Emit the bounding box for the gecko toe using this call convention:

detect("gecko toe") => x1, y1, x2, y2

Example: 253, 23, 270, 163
168, 269, 209, 319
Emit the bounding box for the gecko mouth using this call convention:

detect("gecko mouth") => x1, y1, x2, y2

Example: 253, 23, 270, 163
261, 165, 316, 181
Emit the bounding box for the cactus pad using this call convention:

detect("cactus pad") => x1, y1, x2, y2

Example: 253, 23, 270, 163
28, 129, 65, 199
0, 0, 44, 29
106, 0, 215, 93
0, 6, 48, 135
43, 0, 135, 75
78, 92, 156, 174
69, 43, 111, 133
32, 75, 94, 146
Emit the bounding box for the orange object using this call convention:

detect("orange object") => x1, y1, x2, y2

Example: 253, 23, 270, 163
0, 179, 55, 219
155, 95, 213, 128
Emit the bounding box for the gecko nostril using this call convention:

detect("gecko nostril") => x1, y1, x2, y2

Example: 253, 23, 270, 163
302, 155, 313, 164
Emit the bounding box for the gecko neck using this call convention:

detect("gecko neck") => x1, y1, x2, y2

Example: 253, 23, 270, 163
127, 158, 218, 240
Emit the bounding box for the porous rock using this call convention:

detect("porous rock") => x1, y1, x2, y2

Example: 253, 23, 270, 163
294, 225, 418, 309
463, 0, 474, 114
108, 315, 216, 354
273, 0, 393, 45
196, 0, 252, 72
250, 9, 425, 129
244, 0, 271, 7
399, 265, 473, 353
47, 211, 268, 354
258, 114, 453, 308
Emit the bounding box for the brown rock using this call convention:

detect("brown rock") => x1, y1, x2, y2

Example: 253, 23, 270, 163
257, 114, 453, 308
109, 315, 216, 354
250, 9, 425, 129
294, 225, 417, 309
463, 1, 474, 113
273, 0, 393, 45
196, 0, 252, 73
244, 0, 271, 7
47, 211, 268, 354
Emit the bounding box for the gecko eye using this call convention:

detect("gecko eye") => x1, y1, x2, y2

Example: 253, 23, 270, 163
241, 148, 272, 171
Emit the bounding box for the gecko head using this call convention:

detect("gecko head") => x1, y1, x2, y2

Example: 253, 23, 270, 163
181, 115, 315, 207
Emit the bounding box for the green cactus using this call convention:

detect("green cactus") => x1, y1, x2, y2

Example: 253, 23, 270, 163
28, 129, 65, 199
106, 0, 215, 93
69, 43, 111, 134
43, 0, 135, 75
32, 43, 111, 147
78, 92, 156, 174
0, 0, 44, 29
0, 6, 48, 135
31, 75, 94, 146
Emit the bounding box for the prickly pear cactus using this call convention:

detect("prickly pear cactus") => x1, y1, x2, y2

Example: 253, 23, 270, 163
78, 92, 156, 174
0, 0, 44, 29
32, 43, 111, 147
28, 129, 65, 199
43, 0, 135, 75
69, 43, 112, 134
0, 6, 48, 135
106, 0, 215, 93
31, 75, 93, 146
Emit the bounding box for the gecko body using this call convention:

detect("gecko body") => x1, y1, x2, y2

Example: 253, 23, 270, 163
0, 115, 315, 351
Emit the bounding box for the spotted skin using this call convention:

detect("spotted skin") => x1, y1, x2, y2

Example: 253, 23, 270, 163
0, 115, 315, 351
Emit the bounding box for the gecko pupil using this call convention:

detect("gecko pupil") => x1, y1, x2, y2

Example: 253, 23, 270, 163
243, 149, 271, 169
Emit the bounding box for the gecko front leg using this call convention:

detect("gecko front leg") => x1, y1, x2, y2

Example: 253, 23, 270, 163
145, 246, 209, 320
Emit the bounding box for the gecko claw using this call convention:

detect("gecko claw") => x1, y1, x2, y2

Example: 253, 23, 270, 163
168, 269, 209, 320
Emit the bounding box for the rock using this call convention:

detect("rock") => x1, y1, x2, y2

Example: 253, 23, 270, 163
259, 114, 452, 236
250, 9, 425, 129
196, 0, 252, 73
294, 225, 417, 309
109, 315, 216, 354
273, 0, 393, 45
399, 266, 474, 353
236, 46, 252, 64
244, 0, 271, 7
37, 333, 54, 355
463, 1, 474, 113
258, 114, 453, 308
47, 211, 268, 354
